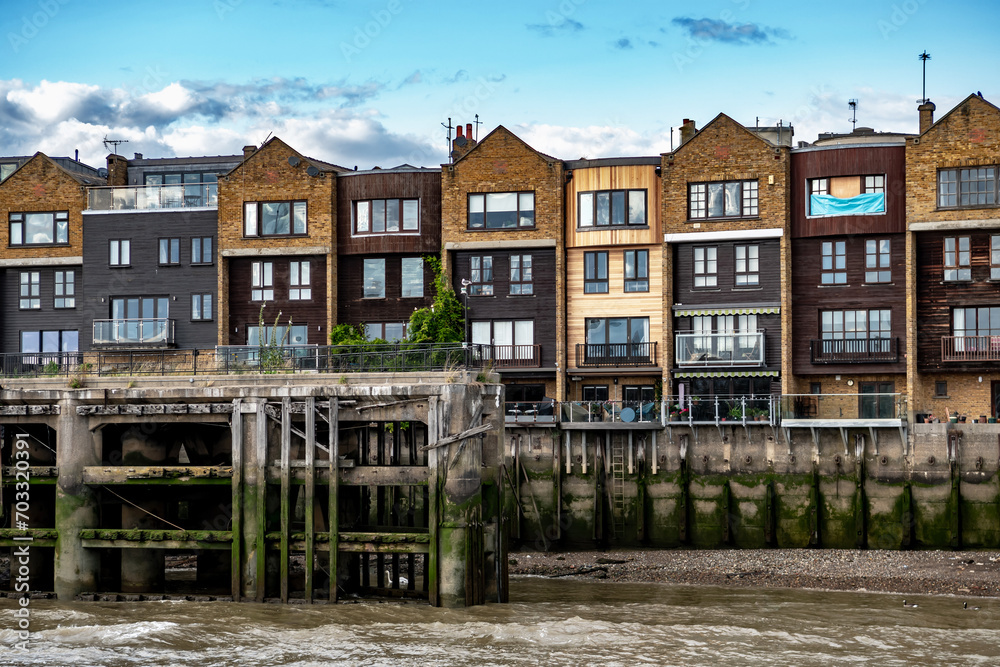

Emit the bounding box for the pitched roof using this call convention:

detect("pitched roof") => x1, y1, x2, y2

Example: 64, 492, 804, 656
1, 152, 106, 187
224, 136, 350, 177
919, 93, 1000, 137
451, 125, 560, 166
664, 113, 783, 157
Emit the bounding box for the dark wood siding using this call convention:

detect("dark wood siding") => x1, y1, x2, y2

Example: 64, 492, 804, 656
673, 239, 781, 305
1, 266, 85, 352
791, 145, 905, 238
227, 255, 327, 345
790, 235, 907, 375
336, 170, 441, 255
81, 210, 219, 350
338, 254, 434, 327
916, 230, 1000, 372
452, 248, 557, 369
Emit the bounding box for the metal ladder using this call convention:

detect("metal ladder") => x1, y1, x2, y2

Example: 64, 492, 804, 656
611, 439, 626, 539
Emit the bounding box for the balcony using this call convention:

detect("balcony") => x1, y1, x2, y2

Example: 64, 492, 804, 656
779, 393, 906, 423
810, 337, 899, 364
87, 183, 218, 212
575, 342, 657, 368
559, 400, 662, 427
475, 344, 542, 368
93, 319, 175, 347
941, 335, 1000, 362
675, 331, 764, 366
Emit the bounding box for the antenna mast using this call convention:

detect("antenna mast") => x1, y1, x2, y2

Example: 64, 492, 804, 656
474, 114, 483, 141
848, 99, 858, 131
441, 117, 454, 162
918, 50, 931, 103
102, 135, 129, 157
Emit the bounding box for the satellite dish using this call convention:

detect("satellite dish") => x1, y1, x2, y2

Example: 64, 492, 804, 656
306, 165, 320, 177
455, 136, 467, 147
288, 155, 301, 166
450, 150, 461, 160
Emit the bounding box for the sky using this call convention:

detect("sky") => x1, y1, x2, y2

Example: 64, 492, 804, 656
1, 0, 998, 170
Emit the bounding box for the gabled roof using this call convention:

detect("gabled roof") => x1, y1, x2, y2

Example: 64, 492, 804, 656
450, 125, 560, 166
664, 113, 783, 157
223, 136, 350, 177
919, 93, 1000, 137
0, 152, 106, 187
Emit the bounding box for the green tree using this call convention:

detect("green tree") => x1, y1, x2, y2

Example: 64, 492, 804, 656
328, 322, 368, 346
407, 255, 465, 344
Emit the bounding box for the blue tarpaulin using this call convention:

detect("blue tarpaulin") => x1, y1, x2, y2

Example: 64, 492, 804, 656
810, 192, 885, 217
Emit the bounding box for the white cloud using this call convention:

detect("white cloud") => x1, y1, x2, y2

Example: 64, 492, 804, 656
514, 123, 671, 159
4, 79, 103, 124
137, 82, 197, 116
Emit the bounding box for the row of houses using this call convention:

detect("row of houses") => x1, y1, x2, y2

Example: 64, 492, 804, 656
1, 94, 998, 423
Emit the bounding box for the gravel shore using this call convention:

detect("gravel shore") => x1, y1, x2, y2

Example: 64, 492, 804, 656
509, 548, 1000, 598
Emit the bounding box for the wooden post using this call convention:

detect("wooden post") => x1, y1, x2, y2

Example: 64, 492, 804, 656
305, 396, 315, 603
427, 396, 439, 606
255, 398, 267, 602
329, 398, 339, 602
231, 398, 243, 600
280, 396, 291, 603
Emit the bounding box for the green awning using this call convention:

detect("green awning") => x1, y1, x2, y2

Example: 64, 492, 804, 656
673, 370, 780, 378
673, 306, 780, 317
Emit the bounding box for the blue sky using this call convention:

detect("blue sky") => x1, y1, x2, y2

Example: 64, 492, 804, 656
2, 0, 997, 169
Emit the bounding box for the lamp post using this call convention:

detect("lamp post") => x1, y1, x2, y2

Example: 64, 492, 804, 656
460, 278, 471, 349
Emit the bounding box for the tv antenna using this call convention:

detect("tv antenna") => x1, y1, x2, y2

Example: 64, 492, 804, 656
474, 114, 483, 141
103, 135, 128, 156
848, 99, 858, 131
918, 50, 931, 104
441, 117, 454, 162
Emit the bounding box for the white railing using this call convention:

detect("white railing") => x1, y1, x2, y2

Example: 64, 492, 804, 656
675, 331, 764, 366
88, 183, 218, 211
93, 319, 175, 345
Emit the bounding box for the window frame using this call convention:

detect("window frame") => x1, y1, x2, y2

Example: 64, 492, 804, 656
362, 258, 386, 299
365, 322, 407, 342
191, 237, 213, 265
688, 179, 759, 220
509, 254, 534, 295
943, 236, 971, 281
584, 251, 609, 294
865, 239, 892, 283
8, 211, 69, 247
251, 261, 274, 301
734, 244, 759, 287
577, 189, 647, 228
401, 257, 424, 298
623, 249, 649, 292
469, 255, 494, 296
109, 239, 131, 267
54, 270, 75, 309
820, 309, 892, 340
158, 238, 181, 266
20, 329, 78, 355
191, 293, 213, 321
820, 241, 847, 285
243, 200, 308, 237
19, 271, 40, 309
693, 246, 718, 288
467, 192, 535, 230
289, 260, 312, 301
938, 167, 997, 209
992, 235, 1000, 280
353, 198, 420, 235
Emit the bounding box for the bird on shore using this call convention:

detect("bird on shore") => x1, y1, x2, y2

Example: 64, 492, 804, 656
903, 600, 918, 608
963, 602, 980, 610
385, 569, 409, 588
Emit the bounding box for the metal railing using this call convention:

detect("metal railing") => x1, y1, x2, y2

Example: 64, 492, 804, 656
575, 342, 657, 367
675, 331, 764, 366
779, 393, 907, 421
941, 335, 1000, 362
93, 319, 175, 346
504, 400, 557, 423
664, 394, 776, 426
87, 183, 218, 211
474, 344, 541, 368
810, 337, 899, 363
560, 400, 662, 424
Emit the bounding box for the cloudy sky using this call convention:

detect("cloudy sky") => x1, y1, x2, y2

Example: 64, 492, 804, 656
2, 0, 997, 169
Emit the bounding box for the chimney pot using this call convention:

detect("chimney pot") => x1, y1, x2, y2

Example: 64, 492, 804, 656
456, 125, 463, 138
133, 152, 143, 160
679, 119, 697, 146
918, 101, 936, 134
243, 145, 257, 159
466, 123, 473, 138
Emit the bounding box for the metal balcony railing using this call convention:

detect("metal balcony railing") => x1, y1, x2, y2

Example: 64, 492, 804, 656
93, 319, 175, 346
559, 400, 662, 424
675, 331, 764, 366
575, 342, 657, 367
810, 337, 899, 363
475, 344, 541, 368
779, 393, 907, 421
941, 335, 1000, 362
664, 394, 776, 425
87, 183, 218, 211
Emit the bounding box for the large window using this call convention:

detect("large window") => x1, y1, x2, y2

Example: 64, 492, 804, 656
585, 317, 649, 356
469, 256, 493, 295
584, 251, 608, 293
822, 310, 891, 340
944, 236, 971, 281
19, 271, 40, 309
353, 199, 419, 234
9, 211, 68, 246
21, 330, 78, 354
144, 172, 219, 207
365, 322, 407, 342
992, 236, 1000, 280
244, 201, 307, 236
939, 167, 996, 208
54, 270, 75, 309
689, 180, 758, 219
289, 261, 312, 300
624, 249, 648, 292
468, 192, 534, 229
191, 237, 213, 265
251, 261, 274, 301
735, 245, 759, 286
192, 294, 212, 321
578, 189, 646, 227
865, 239, 891, 283
808, 175, 886, 216
693, 246, 717, 287
821, 241, 846, 285
953, 307, 1000, 337
248, 324, 308, 346
363, 258, 385, 298
509, 254, 533, 295
401, 257, 424, 298
159, 238, 180, 265
471, 320, 534, 360
110, 239, 131, 267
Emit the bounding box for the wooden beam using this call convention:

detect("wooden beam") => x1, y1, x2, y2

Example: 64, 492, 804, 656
427, 396, 439, 606
280, 396, 291, 603
418, 422, 493, 452
304, 396, 315, 604
231, 398, 243, 601
82, 466, 232, 484
329, 397, 339, 603
255, 398, 267, 603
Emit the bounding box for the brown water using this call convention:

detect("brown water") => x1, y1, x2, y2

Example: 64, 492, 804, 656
2, 579, 998, 666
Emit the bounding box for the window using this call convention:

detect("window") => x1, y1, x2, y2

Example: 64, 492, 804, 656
144, 172, 219, 207
248, 324, 308, 346
953, 307, 1000, 338
363, 258, 385, 298
401, 257, 424, 298
290, 261, 312, 300
821, 241, 846, 284
353, 199, 419, 234
158, 238, 180, 265
810, 179, 829, 196
944, 237, 971, 281
585, 317, 650, 357
365, 322, 407, 342
808, 175, 886, 216
939, 168, 996, 208
251, 261, 274, 301
693, 246, 717, 287
865, 239, 891, 283
107, 297, 170, 345
54, 271, 75, 309
0, 163, 16, 181
810, 382, 822, 395
993, 236, 1000, 280
735, 245, 759, 286
578, 189, 646, 227
191, 237, 213, 265
469, 256, 493, 295
624, 249, 648, 292
110, 239, 131, 267
192, 294, 212, 320
508, 254, 533, 295
935, 381, 948, 397
8, 211, 69, 246
864, 175, 885, 193
19, 271, 40, 309
468, 192, 534, 229
821, 310, 891, 340
471, 320, 534, 360
584, 251, 608, 293
244, 201, 307, 236
21, 330, 78, 354
688, 180, 758, 219
582, 385, 609, 402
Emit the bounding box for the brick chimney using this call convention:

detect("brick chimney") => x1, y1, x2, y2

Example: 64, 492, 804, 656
918, 101, 936, 134
106, 154, 128, 186
243, 145, 257, 159
679, 118, 697, 145
451, 121, 478, 160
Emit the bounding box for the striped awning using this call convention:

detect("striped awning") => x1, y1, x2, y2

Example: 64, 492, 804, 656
673, 370, 779, 378
673, 306, 780, 317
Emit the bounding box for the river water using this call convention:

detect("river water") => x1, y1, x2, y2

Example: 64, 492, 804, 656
2, 579, 998, 666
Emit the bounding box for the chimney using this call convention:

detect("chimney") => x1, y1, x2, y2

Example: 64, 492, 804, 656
918, 101, 936, 134
243, 145, 257, 159
451, 121, 478, 160
466, 123, 473, 139
456, 125, 464, 138
133, 152, 143, 160
106, 154, 128, 187
74, 149, 79, 162
679, 118, 697, 145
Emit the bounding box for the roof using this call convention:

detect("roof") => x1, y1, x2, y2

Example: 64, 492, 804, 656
918, 93, 1000, 137
0, 152, 106, 186
450, 125, 560, 166
223, 136, 350, 178
339, 165, 441, 177
564, 156, 661, 169
663, 113, 786, 157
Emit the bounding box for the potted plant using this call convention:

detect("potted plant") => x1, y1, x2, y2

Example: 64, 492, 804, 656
728, 405, 745, 421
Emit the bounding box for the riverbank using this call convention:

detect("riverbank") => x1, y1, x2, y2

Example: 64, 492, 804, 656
508, 548, 1000, 598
